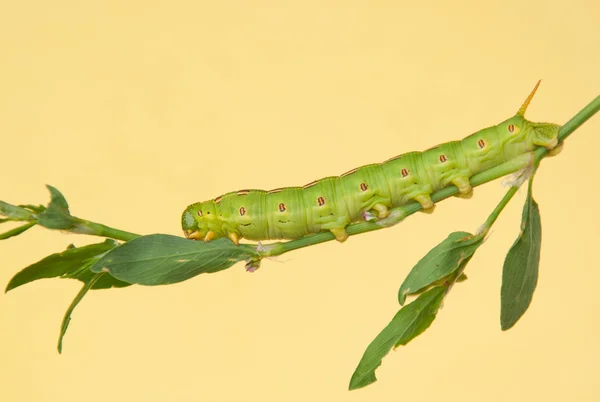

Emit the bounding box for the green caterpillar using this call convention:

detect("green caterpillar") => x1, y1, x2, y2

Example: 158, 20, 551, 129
181, 82, 561, 244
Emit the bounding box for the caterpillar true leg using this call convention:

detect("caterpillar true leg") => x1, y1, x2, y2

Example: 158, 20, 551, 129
228, 232, 240, 245
187, 230, 204, 240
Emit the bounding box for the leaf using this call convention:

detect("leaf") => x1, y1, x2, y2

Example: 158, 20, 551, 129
46, 185, 70, 211
349, 286, 446, 390
501, 183, 542, 330
401, 255, 473, 302
0, 201, 35, 221
398, 231, 483, 305
37, 185, 78, 230
5, 239, 130, 292
0, 221, 37, 240
58, 272, 105, 353
90, 234, 260, 286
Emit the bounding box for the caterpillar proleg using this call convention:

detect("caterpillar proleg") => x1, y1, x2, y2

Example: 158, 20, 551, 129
182, 82, 561, 244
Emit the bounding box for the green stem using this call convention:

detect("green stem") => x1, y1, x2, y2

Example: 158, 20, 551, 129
260, 94, 600, 258
534, 95, 600, 163
481, 186, 520, 233
558, 95, 600, 142
0, 221, 37, 240
73, 219, 140, 242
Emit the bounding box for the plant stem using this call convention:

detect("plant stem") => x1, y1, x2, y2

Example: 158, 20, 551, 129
534, 95, 600, 163
481, 186, 519, 233
73, 220, 140, 242
260, 94, 600, 258
558, 95, 600, 142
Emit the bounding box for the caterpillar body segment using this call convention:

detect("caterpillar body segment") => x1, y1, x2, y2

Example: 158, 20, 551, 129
182, 82, 561, 244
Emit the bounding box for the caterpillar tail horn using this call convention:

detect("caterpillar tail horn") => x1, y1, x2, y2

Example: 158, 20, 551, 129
516, 80, 541, 117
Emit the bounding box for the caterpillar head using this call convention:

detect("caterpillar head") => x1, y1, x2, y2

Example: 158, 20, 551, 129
498, 80, 560, 150
181, 201, 221, 241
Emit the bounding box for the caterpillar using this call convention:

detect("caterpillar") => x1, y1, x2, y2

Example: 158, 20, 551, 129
181, 82, 561, 244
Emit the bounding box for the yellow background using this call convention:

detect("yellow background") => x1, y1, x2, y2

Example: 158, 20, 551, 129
1, 1, 599, 401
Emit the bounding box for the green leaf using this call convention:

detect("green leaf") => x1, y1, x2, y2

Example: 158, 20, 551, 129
58, 272, 105, 353
501, 183, 542, 330
37, 185, 78, 230
349, 286, 446, 390
46, 185, 70, 211
401, 255, 473, 302
398, 231, 483, 305
0, 221, 37, 240
0, 201, 35, 221
90, 234, 260, 285
5, 239, 130, 292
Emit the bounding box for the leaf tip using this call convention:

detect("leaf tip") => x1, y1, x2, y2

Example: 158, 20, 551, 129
5, 282, 15, 293
500, 316, 517, 331
348, 373, 376, 391
398, 289, 408, 305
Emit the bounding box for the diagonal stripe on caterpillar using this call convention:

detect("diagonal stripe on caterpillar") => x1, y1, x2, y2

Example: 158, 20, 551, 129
181, 81, 560, 244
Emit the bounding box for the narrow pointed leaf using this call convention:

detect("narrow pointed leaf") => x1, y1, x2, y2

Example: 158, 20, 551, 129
0, 221, 37, 240
37, 185, 77, 229
349, 286, 446, 390
58, 272, 104, 353
402, 255, 473, 301
501, 185, 542, 330
0, 201, 35, 221
398, 231, 483, 305
46, 185, 70, 211
90, 234, 259, 286
5, 239, 129, 292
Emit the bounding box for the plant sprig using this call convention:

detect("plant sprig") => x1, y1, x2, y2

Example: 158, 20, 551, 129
2, 94, 599, 388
